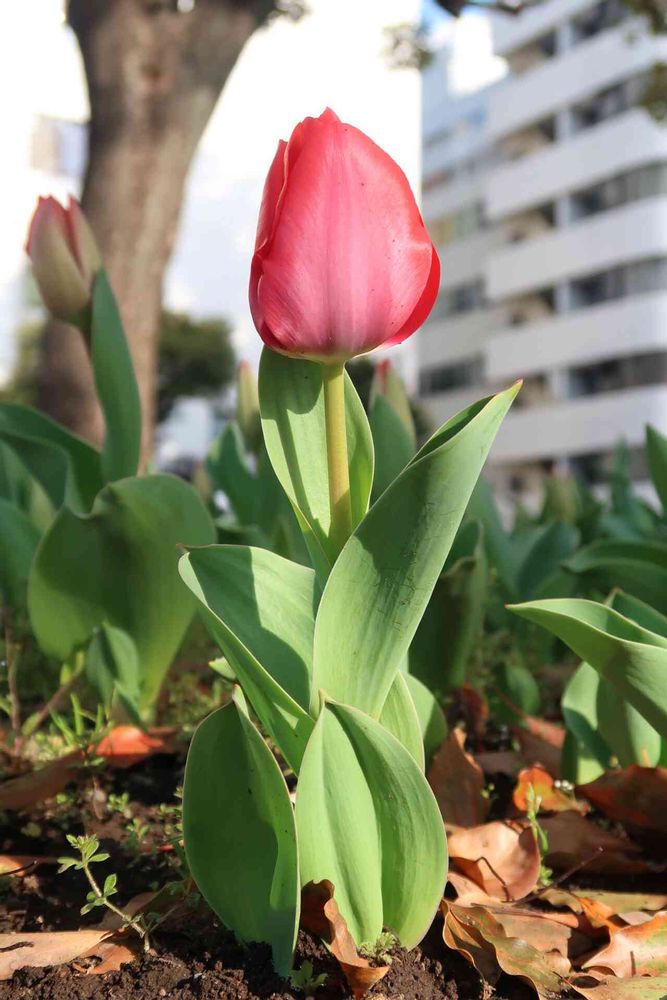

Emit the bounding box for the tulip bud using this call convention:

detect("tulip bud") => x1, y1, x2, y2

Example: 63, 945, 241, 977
25, 195, 101, 324
236, 361, 262, 454
370, 360, 416, 448
250, 108, 440, 364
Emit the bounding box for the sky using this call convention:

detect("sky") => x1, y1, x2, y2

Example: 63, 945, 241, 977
0, 0, 502, 386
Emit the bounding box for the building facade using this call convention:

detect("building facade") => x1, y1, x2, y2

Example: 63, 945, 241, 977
420, 0, 667, 503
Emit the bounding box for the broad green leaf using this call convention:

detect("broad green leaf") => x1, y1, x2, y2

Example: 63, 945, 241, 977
647, 424, 667, 516
613, 590, 667, 638
597, 679, 661, 767
409, 520, 487, 694
561, 660, 611, 781
468, 477, 519, 598
369, 395, 415, 501
183, 694, 299, 976
564, 540, 667, 614
206, 422, 257, 526
295, 700, 447, 949
90, 270, 142, 482
403, 672, 447, 765
510, 598, 667, 741
85, 623, 141, 722
259, 349, 374, 582
0, 402, 102, 512
0, 440, 53, 529
29, 475, 214, 714
378, 672, 424, 769
490, 661, 540, 726
514, 522, 579, 599
179, 545, 316, 770
0, 498, 41, 608
312, 385, 519, 717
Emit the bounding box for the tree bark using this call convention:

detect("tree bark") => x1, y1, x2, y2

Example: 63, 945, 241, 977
38, 0, 276, 460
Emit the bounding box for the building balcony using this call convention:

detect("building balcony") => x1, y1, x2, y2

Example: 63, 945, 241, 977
487, 23, 667, 141
419, 307, 507, 369
489, 384, 667, 464
491, 0, 594, 57
439, 229, 504, 291
485, 291, 667, 381
486, 196, 667, 300
485, 110, 667, 221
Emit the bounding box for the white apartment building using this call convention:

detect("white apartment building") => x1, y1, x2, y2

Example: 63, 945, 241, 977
420, 0, 667, 501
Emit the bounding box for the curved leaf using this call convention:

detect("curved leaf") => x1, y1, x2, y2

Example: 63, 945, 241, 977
0, 403, 102, 512
179, 545, 316, 770
90, 270, 142, 482
378, 672, 424, 769
259, 349, 373, 582
403, 672, 448, 765
369, 395, 415, 501
29, 475, 214, 713
564, 540, 667, 614
312, 385, 519, 717
0, 499, 41, 608
510, 598, 667, 741
295, 700, 447, 949
183, 694, 299, 975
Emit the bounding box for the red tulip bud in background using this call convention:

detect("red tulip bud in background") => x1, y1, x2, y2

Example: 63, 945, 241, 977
25, 196, 101, 323
250, 109, 440, 363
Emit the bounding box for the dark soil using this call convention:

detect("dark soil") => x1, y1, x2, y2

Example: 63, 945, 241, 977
0, 752, 560, 1000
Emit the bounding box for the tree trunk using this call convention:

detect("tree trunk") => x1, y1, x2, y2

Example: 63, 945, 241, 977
38, 0, 276, 460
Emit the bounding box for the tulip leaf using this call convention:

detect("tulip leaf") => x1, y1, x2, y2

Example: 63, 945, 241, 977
183, 693, 299, 976
85, 623, 142, 723
647, 424, 667, 516
409, 520, 487, 694
0, 402, 103, 512
312, 384, 519, 718
206, 422, 257, 527
561, 662, 610, 783
259, 349, 373, 583
564, 540, 667, 614
29, 475, 214, 714
378, 672, 425, 769
90, 270, 142, 482
403, 672, 448, 765
179, 545, 316, 770
369, 395, 415, 501
0, 498, 42, 608
510, 598, 667, 741
295, 700, 447, 949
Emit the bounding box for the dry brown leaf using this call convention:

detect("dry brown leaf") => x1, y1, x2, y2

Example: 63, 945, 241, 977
584, 911, 667, 978
0, 855, 58, 876
485, 903, 597, 962
459, 684, 490, 741
448, 820, 540, 901
475, 750, 524, 776
95, 726, 175, 768
541, 811, 658, 875
427, 728, 489, 828
0, 930, 113, 980
0, 751, 83, 811
441, 900, 568, 998
512, 716, 565, 778
301, 880, 389, 999
576, 766, 667, 837
513, 766, 588, 815
83, 938, 138, 975
571, 974, 667, 998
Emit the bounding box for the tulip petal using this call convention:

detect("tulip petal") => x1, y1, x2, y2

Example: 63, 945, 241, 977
253, 113, 437, 361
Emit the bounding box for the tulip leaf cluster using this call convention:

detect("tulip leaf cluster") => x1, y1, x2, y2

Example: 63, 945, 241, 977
180, 345, 519, 973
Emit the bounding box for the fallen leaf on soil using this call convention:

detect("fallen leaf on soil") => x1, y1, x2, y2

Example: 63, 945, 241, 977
0, 727, 175, 811
0, 855, 58, 876
427, 728, 489, 828
447, 821, 540, 901
576, 766, 667, 837
541, 811, 656, 875
0, 930, 115, 980
95, 726, 175, 768
512, 716, 565, 778
571, 974, 667, 998
441, 900, 568, 998
0, 751, 82, 811
581, 892, 667, 918
584, 910, 667, 977
82, 937, 138, 975
513, 766, 588, 814
301, 880, 389, 998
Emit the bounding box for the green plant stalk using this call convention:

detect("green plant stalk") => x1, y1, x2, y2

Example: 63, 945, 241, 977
81, 859, 150, 952
322, 362, 352, 554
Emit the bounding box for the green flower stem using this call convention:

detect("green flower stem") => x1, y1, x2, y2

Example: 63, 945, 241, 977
82, 861, 150, 952
322, 362, 352, 555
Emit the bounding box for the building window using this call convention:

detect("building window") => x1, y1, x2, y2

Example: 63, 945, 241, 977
429, 202, 485, 246
432, 279, 486, 319
568, 350, 667, 397
419, 357, 482, 395
568, 258, 667, 309
571, 0, 626, 44
570, 163, 667, 220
